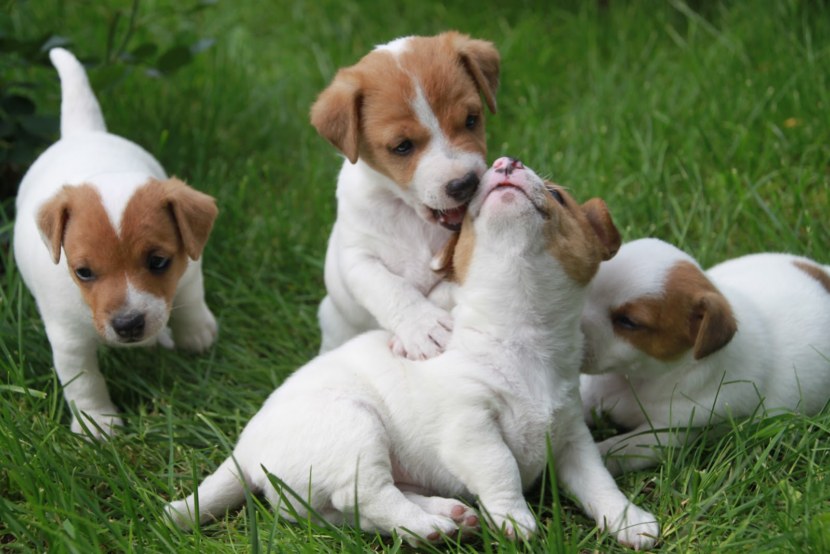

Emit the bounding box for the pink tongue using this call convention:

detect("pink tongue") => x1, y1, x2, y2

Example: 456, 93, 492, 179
439, 207, 466, 229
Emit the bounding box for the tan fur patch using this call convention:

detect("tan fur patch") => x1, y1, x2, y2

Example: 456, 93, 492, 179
39, 178, 216, 336
794, 260, 830, 294
611, 261, 737, 361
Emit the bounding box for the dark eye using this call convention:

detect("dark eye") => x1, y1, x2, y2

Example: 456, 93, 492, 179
74, 267, 95, 282
548, 187, 566, 205
148, 255, 171, 274
465, 114, 478, 130
392, 140, 414, 156
612, 314, 640, 331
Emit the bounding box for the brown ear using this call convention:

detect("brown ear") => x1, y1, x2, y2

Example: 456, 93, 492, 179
689, 291, 737, 359
36, 188, 71, 264
310, 69, 361, 163
581, 198, 621, 261
455, 34, 500, 114
430, 233, 460, 280
165, 178, 218, 260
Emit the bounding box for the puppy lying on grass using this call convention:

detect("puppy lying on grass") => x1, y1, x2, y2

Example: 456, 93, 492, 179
166, 158, 658, 549
580, 237, 830, 474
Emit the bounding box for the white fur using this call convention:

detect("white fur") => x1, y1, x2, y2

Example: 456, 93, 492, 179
166, 161, 658, 550
580, 238, 830, 474
317, 43, 487, 361
13, 48, 217, 438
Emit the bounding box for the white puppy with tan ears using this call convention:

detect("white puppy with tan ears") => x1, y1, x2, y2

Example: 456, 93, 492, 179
166, 158, 659, 550
310, 31, 499, 359
580, 237, 830, 474
14, 49, 218, 438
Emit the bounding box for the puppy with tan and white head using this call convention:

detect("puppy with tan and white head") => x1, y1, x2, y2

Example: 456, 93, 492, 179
14, 49, 218, 438
580, 238, 830, 474
166, 158, 658, 550
311, 31, 499, 359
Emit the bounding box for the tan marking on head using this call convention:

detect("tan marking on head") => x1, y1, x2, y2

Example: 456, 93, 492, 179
35, 179, 216, 338
431, 215, 476, 284
611, 261, 737, 361
794, 260, 830, 294
542, 184, 621, 285
310, 31, 498, 187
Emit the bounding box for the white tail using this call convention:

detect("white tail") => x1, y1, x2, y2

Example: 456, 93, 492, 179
165, 456, 249, 528
48, 48, 107, 137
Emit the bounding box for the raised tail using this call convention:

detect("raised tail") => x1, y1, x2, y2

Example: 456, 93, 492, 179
48, 48, 107, 137
165, 456, 249, 528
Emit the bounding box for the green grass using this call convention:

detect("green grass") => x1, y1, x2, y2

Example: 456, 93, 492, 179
2, 0, 830, 551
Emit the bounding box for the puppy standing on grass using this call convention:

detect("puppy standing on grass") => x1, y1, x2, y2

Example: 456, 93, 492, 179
13, 49, 219, 438
579, 238, 830, 474
311, 31, 499, 359
166, 158, 659, 550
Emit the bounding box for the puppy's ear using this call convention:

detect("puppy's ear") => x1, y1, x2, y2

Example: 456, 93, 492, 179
310, 69, 361, 163
430, 233, 460, 280
689, 291, 737, 359
164, 178, 218, 260
453, 33, 500, 114
581, 198, 621, 261
37, 188, 71, 264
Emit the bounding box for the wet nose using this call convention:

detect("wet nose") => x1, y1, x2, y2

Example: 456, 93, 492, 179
445, 171, 479, 202
112, 312, 146, 340
493, 156, 524, 175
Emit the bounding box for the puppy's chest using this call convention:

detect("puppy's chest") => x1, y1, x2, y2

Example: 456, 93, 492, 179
374, 222, 448, 286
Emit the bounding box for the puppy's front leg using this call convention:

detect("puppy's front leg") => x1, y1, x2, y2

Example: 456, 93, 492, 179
555, 417, 659, 550
169, 265, 217, 353
440, 414, 536, 539
344, 251, 451, 360
46, 325, 121, 438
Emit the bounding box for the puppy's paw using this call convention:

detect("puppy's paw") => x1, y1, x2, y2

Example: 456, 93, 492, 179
602, 503, 659, 550
164, 499, 197, 529
389, 309, 452, 360
399, 514, 458, 547
487, 504, 537, 541
172, 306, 218, 353
71, 408, 123, 439
403, 494, 479, 535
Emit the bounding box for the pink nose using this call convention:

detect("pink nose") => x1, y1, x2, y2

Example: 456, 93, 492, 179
493, 156, 523, 174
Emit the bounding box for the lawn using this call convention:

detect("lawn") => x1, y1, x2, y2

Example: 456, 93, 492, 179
1, 0, 829, 552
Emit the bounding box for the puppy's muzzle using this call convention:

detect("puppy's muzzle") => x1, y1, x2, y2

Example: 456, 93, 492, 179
111, 311, 146, 341
445, 171, 479, 203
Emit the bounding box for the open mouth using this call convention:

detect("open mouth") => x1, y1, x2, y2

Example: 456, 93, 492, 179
431, 205, 468, 231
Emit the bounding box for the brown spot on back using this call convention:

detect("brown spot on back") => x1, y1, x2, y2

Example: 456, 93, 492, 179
612, 261, 737, 361
794, 260, 830, 294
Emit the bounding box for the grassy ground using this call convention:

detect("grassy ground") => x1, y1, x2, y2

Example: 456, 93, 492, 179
1, 0, 829, 552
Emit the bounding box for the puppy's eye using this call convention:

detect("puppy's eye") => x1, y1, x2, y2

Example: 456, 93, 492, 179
548, 187, 566, 205
74, 267, 95, 282
465, 114, 478, 130
391, 140, 414, 156
612, 314, 641, 331
148, 255, 171, 274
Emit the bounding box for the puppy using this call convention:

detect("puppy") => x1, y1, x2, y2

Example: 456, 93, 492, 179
311, 31, 499, 359
166, 158, 658, 550
580, 237, 830, 474
13, 49, 218, 438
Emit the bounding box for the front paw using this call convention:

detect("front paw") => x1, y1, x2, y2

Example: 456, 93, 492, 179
172, 306, 218, 353
602, 503, 659, 550
71, 408, 123, 439
485, 503, 537, 541
389, 309, 452, 360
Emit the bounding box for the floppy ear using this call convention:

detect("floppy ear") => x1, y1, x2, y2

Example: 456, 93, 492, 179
165, 178, 218, 260
454, 34, 500, 114
430, 233, 460, 279
36, 188, 71, 264
310, 69, 362, 164
581, 198, 621, 261
689, 291, 737, 359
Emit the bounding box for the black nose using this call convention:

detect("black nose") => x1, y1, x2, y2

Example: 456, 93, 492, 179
445, 171, 480, 202
112, 312, 146, 340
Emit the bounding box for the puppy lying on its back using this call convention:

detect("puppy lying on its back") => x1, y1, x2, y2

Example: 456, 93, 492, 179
580, 238, 830, 474
166, 159, 658, 549
311, 31, 499, 359
14, 49, 218, 438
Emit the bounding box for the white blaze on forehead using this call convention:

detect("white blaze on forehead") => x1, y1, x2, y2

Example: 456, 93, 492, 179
90, 172, 158, 235
374, 36, 412, 55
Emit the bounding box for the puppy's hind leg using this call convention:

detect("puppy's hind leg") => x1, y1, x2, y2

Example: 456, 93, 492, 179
166, 456, 249, 528
317, 295, 363, 354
